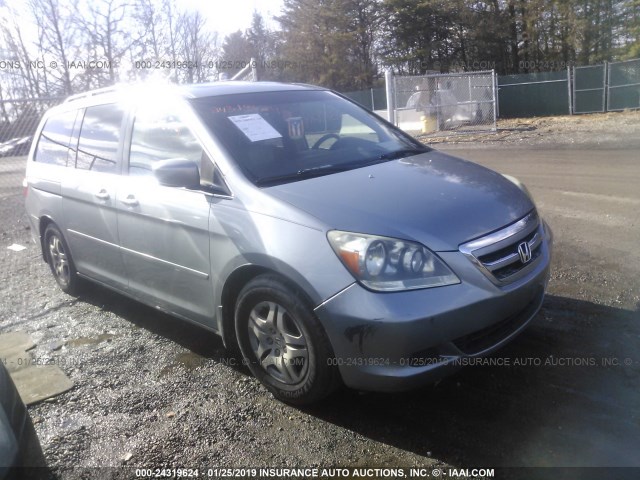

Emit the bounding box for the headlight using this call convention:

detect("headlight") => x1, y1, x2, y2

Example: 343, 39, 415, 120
327, 231, 460, 292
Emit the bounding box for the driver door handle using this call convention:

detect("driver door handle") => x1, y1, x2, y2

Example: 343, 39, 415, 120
94, 189, 110, 200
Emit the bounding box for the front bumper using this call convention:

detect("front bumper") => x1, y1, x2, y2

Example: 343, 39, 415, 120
314, 223, 552, 392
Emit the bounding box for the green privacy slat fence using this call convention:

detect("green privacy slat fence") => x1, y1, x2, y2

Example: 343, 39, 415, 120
497, 71, 570, 118
352, 59, 638, 120
342, 88, 387, 111
608, 59, 640, 111
573, 64, 606, 113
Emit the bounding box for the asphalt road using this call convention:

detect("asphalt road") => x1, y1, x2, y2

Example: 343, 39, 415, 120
1, 146, 639, 476
438, 145, 640, 309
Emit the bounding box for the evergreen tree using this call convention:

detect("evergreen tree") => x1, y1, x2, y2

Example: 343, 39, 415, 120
276, 0, 379, 90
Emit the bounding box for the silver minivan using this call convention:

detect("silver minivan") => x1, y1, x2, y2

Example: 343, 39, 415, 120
24, 82, 552, 404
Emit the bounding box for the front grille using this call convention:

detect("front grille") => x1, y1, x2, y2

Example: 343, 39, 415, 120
460, 212, 543, 285
478, 228, 543, 280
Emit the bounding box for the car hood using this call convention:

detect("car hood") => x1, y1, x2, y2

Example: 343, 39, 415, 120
266, 150, 535, 251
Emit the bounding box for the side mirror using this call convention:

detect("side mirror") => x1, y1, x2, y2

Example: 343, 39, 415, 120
153, 158, 200, 189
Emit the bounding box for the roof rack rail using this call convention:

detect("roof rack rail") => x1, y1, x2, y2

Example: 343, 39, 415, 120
64, 86, 119, 103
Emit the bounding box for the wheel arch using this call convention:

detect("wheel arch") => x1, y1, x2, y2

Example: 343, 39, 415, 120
38, 216, 56, 262
218, 261, 322, 352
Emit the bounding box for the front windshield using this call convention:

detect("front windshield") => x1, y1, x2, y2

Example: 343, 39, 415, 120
189, 89, 428, 186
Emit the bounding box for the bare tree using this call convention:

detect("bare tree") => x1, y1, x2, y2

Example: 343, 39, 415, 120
0, 11, 40, 98
175, 9, 218, 83
135, 0, 163, 61
128, 1, 220, 84
165, 0, 181, 82
73, 0, 143, 87
29, 0, 79, 95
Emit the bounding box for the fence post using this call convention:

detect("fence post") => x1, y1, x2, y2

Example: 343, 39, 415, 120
603, 60, 608, 112
494, 72, 500, 119
385, 69, 396, 124
567, 66, 572, 115
491, 70, 497, 131
572, 66, 576, 114
370, 88, 375, 111
606, 61, 611, 112
251, 57, 258, 81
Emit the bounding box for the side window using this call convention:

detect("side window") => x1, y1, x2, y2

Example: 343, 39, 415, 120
129, 108, 221, 189
34, 109, 79, 166
76, 104, 124, 173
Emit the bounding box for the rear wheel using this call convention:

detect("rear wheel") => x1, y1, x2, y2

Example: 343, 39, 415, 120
235, 275, 339, 405
44, 224, 81, 295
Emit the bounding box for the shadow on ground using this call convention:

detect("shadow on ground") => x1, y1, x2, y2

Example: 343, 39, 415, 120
73, 286, 640, 468
307, 295, 640, 468
74, 286, 237, 367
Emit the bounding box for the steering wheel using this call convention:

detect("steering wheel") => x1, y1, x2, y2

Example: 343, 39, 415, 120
311, 133, 340, 149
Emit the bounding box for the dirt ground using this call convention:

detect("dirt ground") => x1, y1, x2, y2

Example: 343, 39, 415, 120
419, 109, 640, 148
1, 111, 639, 478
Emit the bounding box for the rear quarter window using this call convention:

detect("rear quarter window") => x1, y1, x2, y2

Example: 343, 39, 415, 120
33, 109, 79, 166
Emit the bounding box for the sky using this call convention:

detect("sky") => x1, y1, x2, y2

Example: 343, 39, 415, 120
0, 0, 286, 64
177, 0, 285, 37
1, 0, 285, 49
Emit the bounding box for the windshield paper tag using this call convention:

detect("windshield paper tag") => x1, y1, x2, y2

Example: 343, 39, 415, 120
228, 114, 282, 142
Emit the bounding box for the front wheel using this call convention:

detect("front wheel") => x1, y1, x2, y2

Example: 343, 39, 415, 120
235, 275, 339, 405
44, 224, 82, 295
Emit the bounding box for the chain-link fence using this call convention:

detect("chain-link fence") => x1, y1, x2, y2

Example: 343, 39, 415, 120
389, 71, 497, 134
608, 58, 640, 111
0, 98, 63, 201
382, 57, 639, 125
0, 98, 62, 143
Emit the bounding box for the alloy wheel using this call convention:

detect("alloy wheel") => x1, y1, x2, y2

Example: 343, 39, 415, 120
247, 301, 309, 385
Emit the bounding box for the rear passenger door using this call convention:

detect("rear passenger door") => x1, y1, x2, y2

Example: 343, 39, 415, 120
62, 103, 128, 288
116, 104, 215, 323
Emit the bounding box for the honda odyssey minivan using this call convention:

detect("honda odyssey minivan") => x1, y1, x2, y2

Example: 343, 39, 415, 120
24, 81, 552, 404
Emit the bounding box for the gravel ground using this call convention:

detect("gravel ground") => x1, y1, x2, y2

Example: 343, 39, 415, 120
1, 111, 639, 478
2, 188, 443, 475
418, 109, 640, 148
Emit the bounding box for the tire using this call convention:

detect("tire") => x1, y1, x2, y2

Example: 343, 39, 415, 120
234, 274, 340, 405
43, 224, 81, 295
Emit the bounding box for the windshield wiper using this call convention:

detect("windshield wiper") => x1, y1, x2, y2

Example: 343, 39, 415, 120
378, 147, 428, 160
256, 164, 351, 186
296, 164, 351, 176
256, 149, 427, 187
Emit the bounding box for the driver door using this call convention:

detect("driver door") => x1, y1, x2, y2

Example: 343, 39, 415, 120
116, 105, 215, 324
